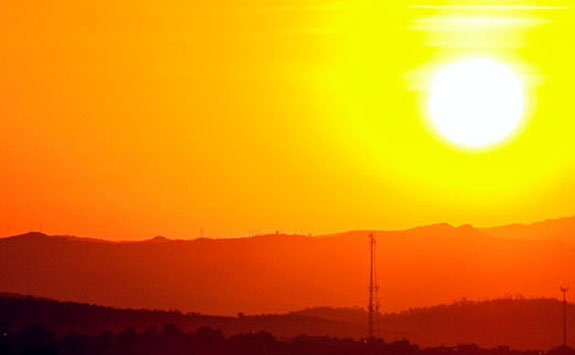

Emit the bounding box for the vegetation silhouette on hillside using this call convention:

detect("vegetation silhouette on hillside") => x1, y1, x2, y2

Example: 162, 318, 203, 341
4, 322, 575, 355
1, 294, 574, 350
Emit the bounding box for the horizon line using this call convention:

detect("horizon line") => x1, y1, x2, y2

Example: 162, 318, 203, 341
3, 214, 574, 243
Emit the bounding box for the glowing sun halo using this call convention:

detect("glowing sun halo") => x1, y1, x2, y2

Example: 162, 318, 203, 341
428, 58, 525, 149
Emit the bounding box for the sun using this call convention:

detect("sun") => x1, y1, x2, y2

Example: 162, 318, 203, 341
427, 57, 525, 149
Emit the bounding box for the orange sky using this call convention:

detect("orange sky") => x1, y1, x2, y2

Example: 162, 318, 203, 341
1, 0, 574, 240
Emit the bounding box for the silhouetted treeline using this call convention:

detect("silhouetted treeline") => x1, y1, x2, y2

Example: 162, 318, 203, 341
0, 294, 355, 340
2, 294, 575, 350
1, 322, 568, 355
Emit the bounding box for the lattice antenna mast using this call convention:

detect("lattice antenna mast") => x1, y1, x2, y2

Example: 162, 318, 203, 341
374, 249, 380, 338
367, 232, 378, 339
561, 286, 569, 347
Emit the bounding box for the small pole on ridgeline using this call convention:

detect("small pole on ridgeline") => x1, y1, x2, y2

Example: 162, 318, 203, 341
561, 286, 569, 347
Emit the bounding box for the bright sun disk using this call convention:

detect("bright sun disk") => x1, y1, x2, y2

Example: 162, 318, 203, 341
428, 57, 525, 149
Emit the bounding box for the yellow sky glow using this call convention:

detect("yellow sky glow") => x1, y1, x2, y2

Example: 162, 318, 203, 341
0, 0, 573, 239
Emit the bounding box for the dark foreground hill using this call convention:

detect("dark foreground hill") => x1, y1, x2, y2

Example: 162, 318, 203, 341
0, 294, 573, 350
1, 323, 554, 355
1, 217, 575, 316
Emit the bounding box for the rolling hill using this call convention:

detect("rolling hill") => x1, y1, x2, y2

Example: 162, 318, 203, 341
0, 293, 572, 350
0, 217, 574, 316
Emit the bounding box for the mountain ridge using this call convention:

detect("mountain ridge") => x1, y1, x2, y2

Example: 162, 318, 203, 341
6, 216, 574, 244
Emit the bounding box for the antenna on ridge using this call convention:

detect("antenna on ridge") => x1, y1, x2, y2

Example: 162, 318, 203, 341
561, 286, 569, 347
367, 232, 380, 340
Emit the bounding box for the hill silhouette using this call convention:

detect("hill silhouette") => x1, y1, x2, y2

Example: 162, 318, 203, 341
481, 217, 575, 245
1, 318, 556, 355
0, 293, 573, 350
1, 217, 575, 316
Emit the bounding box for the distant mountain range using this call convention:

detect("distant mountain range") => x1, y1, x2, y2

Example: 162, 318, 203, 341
0, 217, 574, 317
0, 293, 572, 350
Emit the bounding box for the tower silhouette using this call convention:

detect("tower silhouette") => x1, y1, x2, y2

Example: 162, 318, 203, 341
367, 232, 380, 339
561, 286, 569, 347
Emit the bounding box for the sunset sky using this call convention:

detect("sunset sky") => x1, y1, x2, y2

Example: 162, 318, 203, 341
1, 0, 574, 239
